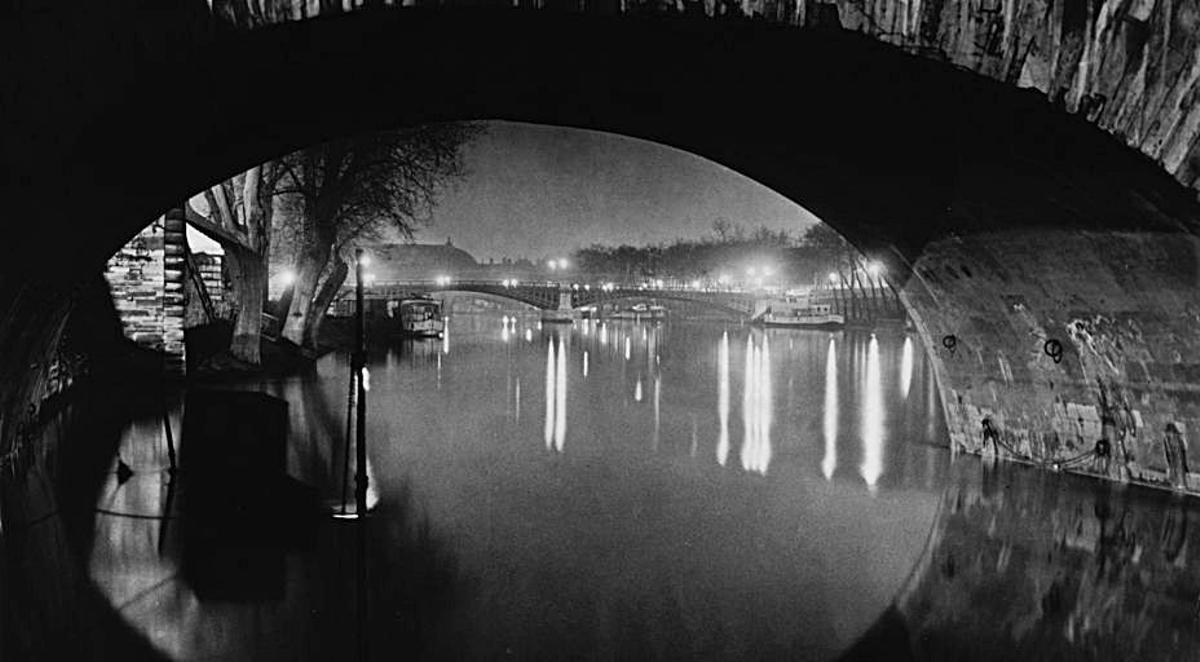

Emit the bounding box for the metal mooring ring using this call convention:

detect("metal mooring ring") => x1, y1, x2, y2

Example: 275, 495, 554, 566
1044, 338, 1064, 364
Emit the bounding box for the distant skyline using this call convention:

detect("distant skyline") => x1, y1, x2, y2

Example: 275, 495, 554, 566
412, 121, 819, 262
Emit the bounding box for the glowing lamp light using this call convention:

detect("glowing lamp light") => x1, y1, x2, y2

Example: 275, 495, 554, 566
718, 273, 731, 284
691, 280, 701, 290
279, 269, 296, 286
867, 262, 883, 277
655, 279, 664, 288
358, 254, 371, 267
827, 272, 838, 283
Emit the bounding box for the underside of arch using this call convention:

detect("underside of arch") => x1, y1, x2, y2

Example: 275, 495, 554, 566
3, 8, 1200, 493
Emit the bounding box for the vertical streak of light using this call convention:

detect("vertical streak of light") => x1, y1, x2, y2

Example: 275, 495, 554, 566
741, 334, 755, 473
759, 334, 772, 474
861, 334, 884, 490
741, 334, 773, 475
822, 337, 838, 480
900, 336, 913, 399
583, 351, 589, 378
653, 374, 661, 450
554, 336, 567, 452
717, 331, 730, 466
634, 378, 643, 402
625, 336, 631, 361
442, 317, 450, 355
515, 378, 521, 423
525, 328, 532, 342
544, 340, 556, 449
600, 324, 607, 346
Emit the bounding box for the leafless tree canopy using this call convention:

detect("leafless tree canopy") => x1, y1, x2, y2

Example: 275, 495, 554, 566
275, 123, 483, 260
275, 122, 483, 348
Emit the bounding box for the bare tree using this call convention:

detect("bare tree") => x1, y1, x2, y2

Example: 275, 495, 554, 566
188, 164, 282, 365
276, 123, 483, 349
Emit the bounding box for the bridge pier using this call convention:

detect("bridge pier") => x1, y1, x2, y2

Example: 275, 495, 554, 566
900, 229, 1200, 494
541, 289, 579, 324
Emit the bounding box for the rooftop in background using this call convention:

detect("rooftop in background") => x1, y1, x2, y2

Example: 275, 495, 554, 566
366, 239, 478, 280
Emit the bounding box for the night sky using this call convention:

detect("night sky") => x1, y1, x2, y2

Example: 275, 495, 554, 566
412, 121, 819, 262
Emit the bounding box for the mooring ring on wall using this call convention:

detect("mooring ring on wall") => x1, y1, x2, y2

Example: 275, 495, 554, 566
941, 334, 957, 355
1043, 338, 1064, 364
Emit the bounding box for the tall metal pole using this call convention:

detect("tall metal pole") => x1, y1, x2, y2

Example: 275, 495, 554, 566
354, 248, 368, 517
353, 248, 369, 662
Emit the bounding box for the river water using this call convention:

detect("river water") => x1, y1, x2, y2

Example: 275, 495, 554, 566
74, 314, 951, 660
47, 313, 1200, 660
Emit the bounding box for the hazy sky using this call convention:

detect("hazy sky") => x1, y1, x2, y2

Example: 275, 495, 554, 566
413, 121, 819, 262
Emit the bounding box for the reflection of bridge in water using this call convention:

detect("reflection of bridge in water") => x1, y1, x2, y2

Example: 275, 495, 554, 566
339, 279, 759, 318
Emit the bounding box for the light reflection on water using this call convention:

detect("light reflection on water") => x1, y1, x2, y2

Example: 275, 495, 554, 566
861, 334, 884, 490
740, 332, 772, 475
823, 337, 838, 480
717, 330, 730, 466
352, 314, 951, 657
80, 312, 954, 660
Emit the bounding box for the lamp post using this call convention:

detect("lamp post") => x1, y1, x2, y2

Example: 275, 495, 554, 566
354, 248, 368, 517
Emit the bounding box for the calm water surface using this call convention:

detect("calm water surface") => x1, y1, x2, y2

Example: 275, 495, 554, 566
81, 314, 951, 659
345, 316, 949, 659
11, 316, 1200, 659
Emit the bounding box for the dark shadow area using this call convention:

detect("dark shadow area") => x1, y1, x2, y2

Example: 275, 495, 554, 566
3, 377, 469, 659
844, 456, 1200, 661
178, 390, 319, 601
5, 8, 1197, 283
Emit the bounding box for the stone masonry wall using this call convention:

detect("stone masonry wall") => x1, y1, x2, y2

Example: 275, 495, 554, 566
206, 0, 1200, 197
902, 229, 1200, 493
102, 214, 187, 377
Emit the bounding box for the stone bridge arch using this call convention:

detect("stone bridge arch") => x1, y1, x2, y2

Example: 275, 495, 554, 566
4, 5, 1200, 492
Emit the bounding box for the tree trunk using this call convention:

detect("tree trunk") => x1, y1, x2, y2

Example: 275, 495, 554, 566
303, 259, 349, 348
224, 243, 267, 365
281, 242, 331, 346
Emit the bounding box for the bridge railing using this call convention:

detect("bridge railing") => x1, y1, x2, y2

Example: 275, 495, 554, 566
345, 279, 563, 291
347, 278, 756, 295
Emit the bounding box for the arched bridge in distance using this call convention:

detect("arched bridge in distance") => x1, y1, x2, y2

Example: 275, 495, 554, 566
340, 280, 759, 317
